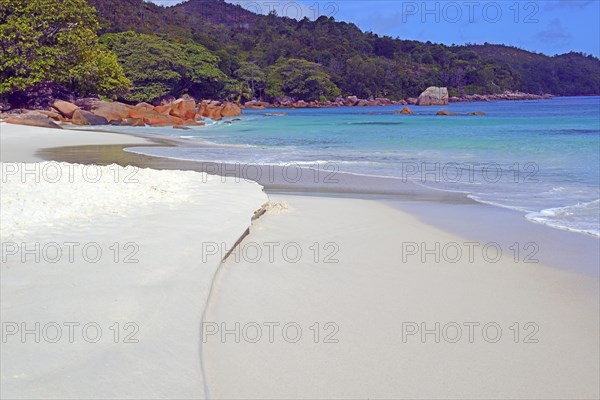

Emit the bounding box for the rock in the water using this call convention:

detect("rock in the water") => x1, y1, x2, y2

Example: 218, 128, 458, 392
221, 102, 242, 117
72, 109, 109, 125
170, 99, 197, 120
468, 111, 486, 116
53, 100, 80, 118
5, 115, 63, 129
417, 87, 449, 106
207, 107, 223, 120
436, 110, 457, 116
199, 102, 224, 120
394, 106, 414, 115
173, 125, 191, 130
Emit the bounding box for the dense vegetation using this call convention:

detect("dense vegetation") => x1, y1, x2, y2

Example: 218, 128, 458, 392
2, 0, 599, 103
99, 32, 229, 102
0, 0, 130, 98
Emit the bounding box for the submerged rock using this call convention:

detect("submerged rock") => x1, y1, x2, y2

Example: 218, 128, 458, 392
436, 110, 457, 116
394, 106, 414, 115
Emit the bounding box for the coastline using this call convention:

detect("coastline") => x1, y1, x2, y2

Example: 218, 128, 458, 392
36, 126, 600, 275
1, 122, 598, 398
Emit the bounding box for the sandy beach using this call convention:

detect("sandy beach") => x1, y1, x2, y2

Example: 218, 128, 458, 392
1, 123, 268, 398
1, 122, 598, 399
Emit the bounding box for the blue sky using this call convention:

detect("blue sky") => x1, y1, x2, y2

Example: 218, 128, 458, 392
149, 0, 600, 57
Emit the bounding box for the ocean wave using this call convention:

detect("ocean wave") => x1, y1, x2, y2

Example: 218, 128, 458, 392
525, 199, 600, 237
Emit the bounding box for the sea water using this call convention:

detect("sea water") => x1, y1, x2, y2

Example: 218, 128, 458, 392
124, 96, 600, 236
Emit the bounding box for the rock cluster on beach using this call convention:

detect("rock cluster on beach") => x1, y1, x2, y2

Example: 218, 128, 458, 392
239, 88, 552, 109
1, 96, 243, 129
449, 91, 553, 102
0, 85, 556, 129
248, 96, 408, 109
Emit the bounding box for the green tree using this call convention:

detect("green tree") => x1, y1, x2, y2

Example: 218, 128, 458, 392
100, 31, 228, 102
265, 58, 340, 101
0, 0, 130, 97
234, 61, 266, 99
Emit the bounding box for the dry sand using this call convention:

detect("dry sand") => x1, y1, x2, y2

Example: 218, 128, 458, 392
204, 193, 599, 399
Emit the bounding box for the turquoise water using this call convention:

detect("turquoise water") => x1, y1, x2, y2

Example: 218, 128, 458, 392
127, 96, 600, 236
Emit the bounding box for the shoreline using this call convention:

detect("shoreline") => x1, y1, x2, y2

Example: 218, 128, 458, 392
34, 129, 600, 276
0, 91, 560, 117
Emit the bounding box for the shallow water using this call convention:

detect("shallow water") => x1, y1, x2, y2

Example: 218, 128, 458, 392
122, 96, 600, 236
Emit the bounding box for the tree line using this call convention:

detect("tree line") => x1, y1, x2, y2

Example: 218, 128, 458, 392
1, 0, 599, 104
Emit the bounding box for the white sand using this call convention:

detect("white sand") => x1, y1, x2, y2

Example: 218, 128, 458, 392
0, 122, 152, 162
2, 123, 598, 399
204, 194, 600, 399
0, 124, 268, 399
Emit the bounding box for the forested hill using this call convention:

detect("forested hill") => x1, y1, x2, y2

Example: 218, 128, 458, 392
74, 0, 600, 102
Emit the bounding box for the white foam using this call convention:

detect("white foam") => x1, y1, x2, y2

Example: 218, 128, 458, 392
526, 199, 600, 237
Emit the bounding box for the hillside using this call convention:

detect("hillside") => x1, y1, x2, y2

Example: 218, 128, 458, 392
85, 0, 600, 101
